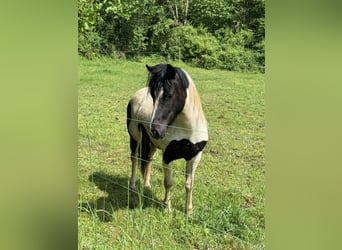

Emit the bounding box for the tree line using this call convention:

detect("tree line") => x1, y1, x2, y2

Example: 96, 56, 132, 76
78, 0, 264, 72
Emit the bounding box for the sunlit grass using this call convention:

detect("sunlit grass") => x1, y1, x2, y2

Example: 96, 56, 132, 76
78, 57, 265, 249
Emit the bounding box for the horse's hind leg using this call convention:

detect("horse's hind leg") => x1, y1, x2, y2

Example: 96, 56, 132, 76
185, 152, 202, 214
129, 137, 138, 191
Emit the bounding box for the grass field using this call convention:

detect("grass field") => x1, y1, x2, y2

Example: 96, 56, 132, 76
78, 57, 265, 249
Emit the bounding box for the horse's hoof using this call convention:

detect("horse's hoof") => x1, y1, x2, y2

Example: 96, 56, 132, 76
186, 208, 193, 216
164, 206, 172, 213
163, 199, 171, 212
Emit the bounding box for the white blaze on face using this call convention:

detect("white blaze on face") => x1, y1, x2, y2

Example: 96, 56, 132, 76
150, 88, 164, 131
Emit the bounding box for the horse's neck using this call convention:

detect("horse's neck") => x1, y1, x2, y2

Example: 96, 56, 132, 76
174, 81, 208, 139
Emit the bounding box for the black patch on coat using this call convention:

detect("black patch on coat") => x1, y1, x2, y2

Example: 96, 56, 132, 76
139, 124, 152, 159
163, 139, 207, 164
129, 137, 137, 154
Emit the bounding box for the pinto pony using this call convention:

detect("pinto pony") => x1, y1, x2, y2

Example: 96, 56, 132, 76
126, 63, 208, 214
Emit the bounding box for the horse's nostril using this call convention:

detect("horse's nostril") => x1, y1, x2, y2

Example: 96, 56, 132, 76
151, 128, 160, 138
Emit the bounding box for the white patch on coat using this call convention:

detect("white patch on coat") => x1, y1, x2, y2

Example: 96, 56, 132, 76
149, 88, 164, 131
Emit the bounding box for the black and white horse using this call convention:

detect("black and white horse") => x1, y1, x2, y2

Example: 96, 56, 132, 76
126, 63, 208, 214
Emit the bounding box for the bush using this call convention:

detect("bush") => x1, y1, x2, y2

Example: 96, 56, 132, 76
77, 0, 264, 72
218, 48, 259, 72
215, 28, 262, 72
78, 31, 102, 59
166, 25, 261, 71
167, 25, 220, 69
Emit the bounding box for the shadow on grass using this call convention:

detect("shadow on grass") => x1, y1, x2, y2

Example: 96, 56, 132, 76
79, 171, 164, 222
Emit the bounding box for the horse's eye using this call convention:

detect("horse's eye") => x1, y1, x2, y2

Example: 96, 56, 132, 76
163, 94, 172, 100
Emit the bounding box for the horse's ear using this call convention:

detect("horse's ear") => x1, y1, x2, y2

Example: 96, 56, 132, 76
166, 64, 176, 78
146, 64, 152, 72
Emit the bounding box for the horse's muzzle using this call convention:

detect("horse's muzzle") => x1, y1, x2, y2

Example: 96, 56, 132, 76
151, 128, 161, 139
150, 124, 166, 139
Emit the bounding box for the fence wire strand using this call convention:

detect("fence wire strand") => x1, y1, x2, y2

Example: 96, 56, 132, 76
127, 117, 208, 134
80, 115, 264, 144
79, 115, 265, 249
88, 171, 261, 249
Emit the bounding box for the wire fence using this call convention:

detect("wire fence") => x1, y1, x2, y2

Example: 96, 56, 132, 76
79, 116, 265, 249
127, 118, 208, 134
80, 115, 265, 194
85, 171, 263, 249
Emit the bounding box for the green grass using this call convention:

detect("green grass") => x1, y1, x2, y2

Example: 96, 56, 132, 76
78, 57, 265, 249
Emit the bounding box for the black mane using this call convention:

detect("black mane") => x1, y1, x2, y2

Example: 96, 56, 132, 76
146, 64, 189, 99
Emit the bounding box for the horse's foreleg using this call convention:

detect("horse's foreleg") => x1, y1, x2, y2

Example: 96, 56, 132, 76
163, 161, 173, 211
142, 146, 156, 188
142, 160, 152, 188
185, 152, 202, 214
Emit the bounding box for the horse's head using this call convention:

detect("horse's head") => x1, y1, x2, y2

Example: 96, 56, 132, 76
146, 63, 189, 139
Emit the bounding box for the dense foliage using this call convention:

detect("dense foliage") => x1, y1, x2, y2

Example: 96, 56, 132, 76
78, 0, 264, 72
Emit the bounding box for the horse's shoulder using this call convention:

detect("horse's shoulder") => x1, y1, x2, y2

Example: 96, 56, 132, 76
129, 87, 153, 121
130, 88, 151, 105
131, 87, 149, 100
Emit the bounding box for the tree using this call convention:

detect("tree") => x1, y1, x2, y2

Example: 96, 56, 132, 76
78, 0, 265, 72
